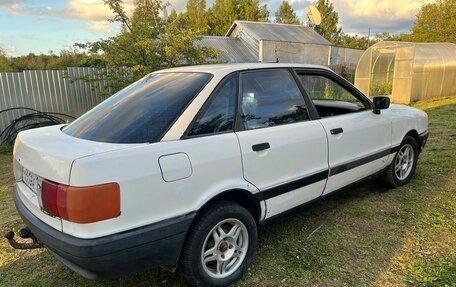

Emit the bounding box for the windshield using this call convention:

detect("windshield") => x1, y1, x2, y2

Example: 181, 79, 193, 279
63, 72, 212, 143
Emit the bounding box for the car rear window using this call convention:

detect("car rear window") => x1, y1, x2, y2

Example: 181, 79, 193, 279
63, 72, 212, 143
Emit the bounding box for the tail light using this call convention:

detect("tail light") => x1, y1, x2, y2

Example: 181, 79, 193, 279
39, 179, 120, 224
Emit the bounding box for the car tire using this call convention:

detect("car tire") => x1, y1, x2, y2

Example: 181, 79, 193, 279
181, 200, 257, 287
384, 135, 419, 188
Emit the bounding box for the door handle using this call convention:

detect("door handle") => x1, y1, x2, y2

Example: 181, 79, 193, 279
252, 142, 270, 152
330, 128, 343, 135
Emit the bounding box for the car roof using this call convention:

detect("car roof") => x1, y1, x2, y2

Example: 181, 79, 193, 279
156, 63, 331, 77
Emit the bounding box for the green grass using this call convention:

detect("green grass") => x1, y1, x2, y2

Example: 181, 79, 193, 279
1, 97, 455, 287
0, 145, 13, 155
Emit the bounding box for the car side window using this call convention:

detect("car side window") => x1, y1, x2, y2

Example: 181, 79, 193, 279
240, 70, 310, 130
187, 74, 237, 137
298, 74, 367, 118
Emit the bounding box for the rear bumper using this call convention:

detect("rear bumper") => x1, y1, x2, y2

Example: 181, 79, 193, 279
13, 186, 195, 279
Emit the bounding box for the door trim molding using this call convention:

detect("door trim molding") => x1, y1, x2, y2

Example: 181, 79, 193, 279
255, 170, 329, 201
330, 146, 400, 176
255, 145, 399, 201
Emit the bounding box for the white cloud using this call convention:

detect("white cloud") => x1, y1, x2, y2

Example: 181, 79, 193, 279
167, 0, 189, 12
286, 0, 437, 33
87, 20, 111, 31
8, 46, 18, 53
86, 20, 116, 35
338, 0, 432, 19
0, 43, 18, 55
0, 0, 134, 34
62, 0, 134, 22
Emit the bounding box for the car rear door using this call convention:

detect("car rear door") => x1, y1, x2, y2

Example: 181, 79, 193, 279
235, 69, 329, 219
295, 69, 393, 195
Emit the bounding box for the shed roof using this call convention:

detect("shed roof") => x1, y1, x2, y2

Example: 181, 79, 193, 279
226, 21, 332, 45
195, 36, 258, 63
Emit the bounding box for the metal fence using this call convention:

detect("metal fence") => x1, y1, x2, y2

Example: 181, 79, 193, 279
0, 67, 105, 133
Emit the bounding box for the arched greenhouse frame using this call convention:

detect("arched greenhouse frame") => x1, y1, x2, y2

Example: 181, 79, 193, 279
355, 41, 456, 103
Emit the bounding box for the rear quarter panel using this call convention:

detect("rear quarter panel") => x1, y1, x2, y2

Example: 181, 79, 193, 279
66, 133, 256, 239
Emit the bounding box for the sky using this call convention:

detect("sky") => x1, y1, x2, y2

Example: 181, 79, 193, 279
0, 0, 436, 56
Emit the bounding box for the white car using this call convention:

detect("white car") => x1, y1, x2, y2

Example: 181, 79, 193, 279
9, 63, 428, 286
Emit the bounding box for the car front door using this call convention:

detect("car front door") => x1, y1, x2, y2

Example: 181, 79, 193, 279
296, 70, 393, 195
235, 69, 329, 219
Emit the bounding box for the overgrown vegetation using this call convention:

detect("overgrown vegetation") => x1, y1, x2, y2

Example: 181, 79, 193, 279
0, 96, 454, 286
370, 80, 393, 96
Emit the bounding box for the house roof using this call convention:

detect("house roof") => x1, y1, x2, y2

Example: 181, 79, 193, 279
225, 21, 332, 46
195, 36, 257, 63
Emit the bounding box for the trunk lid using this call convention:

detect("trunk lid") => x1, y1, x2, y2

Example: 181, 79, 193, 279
14, 125, 142, 184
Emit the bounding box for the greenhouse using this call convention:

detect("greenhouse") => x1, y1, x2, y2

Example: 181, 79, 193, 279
355, 41, 456, 103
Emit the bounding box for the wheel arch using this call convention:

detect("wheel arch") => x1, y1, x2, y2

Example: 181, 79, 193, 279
195, 189, 262, 225
404, 129, 421, 149
177, 189, 262, 268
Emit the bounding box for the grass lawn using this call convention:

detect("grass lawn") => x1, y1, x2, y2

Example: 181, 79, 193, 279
0, 97, 455, 287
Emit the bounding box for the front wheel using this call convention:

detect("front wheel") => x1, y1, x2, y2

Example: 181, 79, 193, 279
181, 201, 257, 286
384, 135, 419, 187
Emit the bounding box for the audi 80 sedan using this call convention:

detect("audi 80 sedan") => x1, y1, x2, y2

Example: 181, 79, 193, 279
9, 63, 428, 286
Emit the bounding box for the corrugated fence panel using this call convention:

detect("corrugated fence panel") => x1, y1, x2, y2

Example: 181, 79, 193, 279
0, 67, 106, 133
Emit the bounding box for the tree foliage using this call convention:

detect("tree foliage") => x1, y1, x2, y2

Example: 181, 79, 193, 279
0, 49, 102, 72
206, 0, 269, 36
411, 0, 456, 43
185, 0, 209, 34
75, 0, 218, 93
0, 47, 12, 72
337, 32, 411, 50
275, 1, 301, 25
338, 34, 370, 49
308, 0, 342, 44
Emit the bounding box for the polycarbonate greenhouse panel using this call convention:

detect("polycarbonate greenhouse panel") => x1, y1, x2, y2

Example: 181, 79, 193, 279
355, 41, 456, 104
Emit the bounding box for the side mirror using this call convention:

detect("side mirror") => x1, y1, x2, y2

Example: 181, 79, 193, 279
373, 96, 390, 114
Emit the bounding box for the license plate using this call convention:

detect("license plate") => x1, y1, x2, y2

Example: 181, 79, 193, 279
23, 168, 43, 195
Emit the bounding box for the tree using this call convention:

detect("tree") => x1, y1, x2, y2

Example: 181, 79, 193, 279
207, 0, 239, 36
239, 0, 269, 22
75, 0, 218, 94
206, 0, 269, 36
0, 47, 12, 72
275, 1, 301, 25
0, 50, 101, 72
185, 0, 209, 34
374, 32, 411, 43
411, 0, 456, 43
338, 34, 370, 49
308, 0, 342, 44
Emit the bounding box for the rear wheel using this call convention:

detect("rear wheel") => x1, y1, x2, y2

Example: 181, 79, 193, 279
384, 135, 418, 187
181, 201, 257, 286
